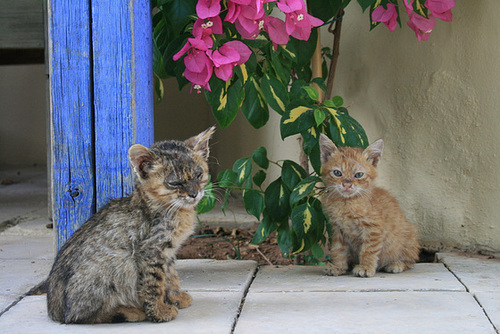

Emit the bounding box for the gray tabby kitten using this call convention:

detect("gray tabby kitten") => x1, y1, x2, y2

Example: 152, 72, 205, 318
46, 127, 215, 323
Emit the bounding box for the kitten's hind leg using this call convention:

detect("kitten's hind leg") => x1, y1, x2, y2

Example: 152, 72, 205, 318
106, 306, 147, 323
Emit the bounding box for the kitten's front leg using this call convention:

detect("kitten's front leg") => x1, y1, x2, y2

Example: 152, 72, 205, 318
164, 259, 192, 309
352, 225, 383, 278
139, 261, 178, 322
325, 227, 349, 276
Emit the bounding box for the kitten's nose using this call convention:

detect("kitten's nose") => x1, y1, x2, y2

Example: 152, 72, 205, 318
186, 188, 198, 199
342, 181, 352, 189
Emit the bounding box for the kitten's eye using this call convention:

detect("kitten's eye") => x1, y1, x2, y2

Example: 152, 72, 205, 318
167, 181, 183, 188
354, 172, 364, 178
333, 170, 342, 177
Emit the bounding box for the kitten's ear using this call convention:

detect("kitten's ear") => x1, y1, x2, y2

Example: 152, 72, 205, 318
185, 126, 216, 160
129, 144, 155, 179
319, 133, 338, 164
364, 139, 384, 166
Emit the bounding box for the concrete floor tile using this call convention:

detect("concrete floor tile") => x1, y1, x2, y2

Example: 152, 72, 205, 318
251, 263, 465, 292
0, 293, 241, 334
0, 294, 20, 315
437, 252, 500, 292
475, 292, 500, 332
235, 291, 495, 334
0, 259, 51, 296
0, 235, 55, 260
177, 259, 257, 292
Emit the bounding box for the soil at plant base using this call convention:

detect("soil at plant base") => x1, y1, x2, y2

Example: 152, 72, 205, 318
177, 226, 436, 266
177, 226, 294, 266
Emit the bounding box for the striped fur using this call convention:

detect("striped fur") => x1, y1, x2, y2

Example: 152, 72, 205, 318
46, 127, 215, 323
319, 134, 420, 278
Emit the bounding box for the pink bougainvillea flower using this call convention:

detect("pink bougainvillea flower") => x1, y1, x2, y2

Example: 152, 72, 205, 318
403, 0, 414, 13
371, 3, 398, 32
196, 0, 222, 19
425, 0, 454, 22
277, 0, 323, 40
173, 38, 214, 89
403, 0, 439, 41
226, 0, 266, 39
263, 16, 289, 50
193, 16, 223, 47
407, 11, 436, 41
208, 41, 251, 81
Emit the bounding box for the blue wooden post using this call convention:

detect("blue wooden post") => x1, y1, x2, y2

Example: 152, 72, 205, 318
48, 0, 154, 250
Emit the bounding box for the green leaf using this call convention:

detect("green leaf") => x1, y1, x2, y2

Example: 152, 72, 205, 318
197, 181, 216, 214
287, 29, 318, 68
326, 107, 368, 148
290, 176, 322, 205
311, 77, 327, 94
332, 96, 344, 107
252, 147, 269, 169
217, 169, 238, 188
291, 198, 326, 254
221, 188, 231, 214
281, 160, 308, 191
206, 78, 244, 129
302, 86, 319, 102
232, 158, 253, 187
241, 77, 269, 129
308, 0, 343, 22
243, 189, 264, 220
357, 0, 376, 12
253, 170, 267, 187
261, 73, 289, 114
280, 104, 315, 139
314, 108, 326, 127
153, 73, 164, 103
301, 128, 323, 174
162, 33, 189, 78
251, 210, 278, 244
163, 0, 197, 33
412, 0, 429, 18
270, 51, 292, 85
310, 243, 325, 259
277, 222, 292, 257
264, 178, 291, 222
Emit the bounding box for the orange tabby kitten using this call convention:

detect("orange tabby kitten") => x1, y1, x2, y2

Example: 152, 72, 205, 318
319, 134, 420, 278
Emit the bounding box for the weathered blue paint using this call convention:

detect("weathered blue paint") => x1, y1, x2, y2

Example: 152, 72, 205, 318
48, 0, 95, 250
48, 0, 154, 250
92, 0, 154, 209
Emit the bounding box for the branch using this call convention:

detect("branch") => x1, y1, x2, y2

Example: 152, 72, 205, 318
325, 8, 344, 100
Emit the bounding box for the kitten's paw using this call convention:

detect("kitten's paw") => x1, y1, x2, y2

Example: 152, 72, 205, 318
352, 265, 376, 278
384, 262, 410, 274
146, 303, 178, 323
168, 290, 192, 309
324, 262, 348, 276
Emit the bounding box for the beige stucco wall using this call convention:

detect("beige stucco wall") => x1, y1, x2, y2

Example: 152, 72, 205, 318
215, 2, 500, 254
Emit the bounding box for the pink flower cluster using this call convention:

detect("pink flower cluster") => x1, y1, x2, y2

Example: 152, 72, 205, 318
173, 0, 323, 92
371, 0, 455, 41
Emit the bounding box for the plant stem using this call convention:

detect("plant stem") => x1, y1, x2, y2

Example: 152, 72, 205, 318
311, 31, 324, 103
325, 7, 344, 100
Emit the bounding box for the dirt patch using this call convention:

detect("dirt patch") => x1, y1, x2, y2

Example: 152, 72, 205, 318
178, 226, 436, 265
177, 226, 293, 266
